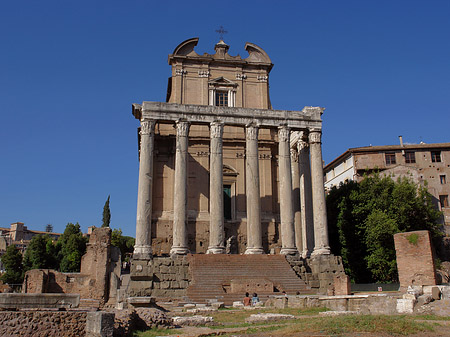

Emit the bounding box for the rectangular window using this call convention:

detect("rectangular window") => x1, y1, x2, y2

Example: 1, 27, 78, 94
223, 185, 232, 220
440, 175, 446, 184
405, 152, 416, 164
431, 151, 441, 163
385, 153, 396, 165
215, 91, 228, 107
439, 195, 449, 208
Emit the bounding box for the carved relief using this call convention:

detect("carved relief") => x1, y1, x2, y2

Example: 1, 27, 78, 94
246, 125, 259, 140
176, 121, 190, 137
290, 148, 299, 163
309, 131, 322, 144
259, 154, 272, 160
235, 73, 247, 80
175, 69, 187, 76
210, 122, 224, 138
140, 120, 156, 136
198, 70, 210, 78
257, 75, 268, 82
196, 151, 209, 157
278, 126, 290, 143
236, 153, 245, 158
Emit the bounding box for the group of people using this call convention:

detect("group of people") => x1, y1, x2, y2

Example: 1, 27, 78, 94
243, 292, 260, 306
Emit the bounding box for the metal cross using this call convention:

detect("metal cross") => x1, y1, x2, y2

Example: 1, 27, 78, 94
215, 26, 228, 40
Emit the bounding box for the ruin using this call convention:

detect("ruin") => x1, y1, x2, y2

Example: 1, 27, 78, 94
128, 38, 345, 303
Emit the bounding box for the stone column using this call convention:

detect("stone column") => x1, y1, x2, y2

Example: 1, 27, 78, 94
291, 147, 303, 254
170, 120, 190, 255
134, 120, 156, 260
244, 124, 264, 254
207, 122, 225, 254
309, 130, 330, 256
298, 133, 315, 258
278, 126, 297, 255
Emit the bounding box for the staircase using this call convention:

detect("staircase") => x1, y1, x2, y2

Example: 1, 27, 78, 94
186, 254, 315, 305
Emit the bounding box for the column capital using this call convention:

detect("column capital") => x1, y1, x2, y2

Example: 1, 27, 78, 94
308, 130, 322, 144
176, 120, 190, 137
245, 124, 259, 140
210, 122, 224, 138
290, 148, 299, 163
140, 120, 156, 135
278, 126, 290, 143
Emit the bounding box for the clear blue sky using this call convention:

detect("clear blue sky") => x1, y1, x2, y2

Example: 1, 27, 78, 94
1, 0, 449, 236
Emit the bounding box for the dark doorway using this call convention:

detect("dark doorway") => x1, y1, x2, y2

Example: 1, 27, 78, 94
223, 184, 232, 220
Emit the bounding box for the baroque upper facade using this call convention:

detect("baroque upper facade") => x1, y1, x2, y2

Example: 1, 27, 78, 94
132, 38, 330, 258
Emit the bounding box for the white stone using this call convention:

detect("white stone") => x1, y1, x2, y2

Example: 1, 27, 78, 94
245, 313, 295, 323
232, 301, 244, 308
397, 299, 415, 313
172, 315, 213, 326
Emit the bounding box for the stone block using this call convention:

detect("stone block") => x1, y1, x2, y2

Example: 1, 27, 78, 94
184, 303, 196, 309
441, 286, 450, 299
172, 315, 213, 326
211, 302, 224, 309
170, 280, 180, 288
232, 301, 244, 308
288, 296, 306, 308
160, 281, 170, 289
86, 312, 115, 337
431, 287, 441, 300
397, 299, 415, 314
159, 265, 171, 274
0, 293, 80, 310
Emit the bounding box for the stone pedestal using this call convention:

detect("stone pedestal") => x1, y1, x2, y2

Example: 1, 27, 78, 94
309, 130, 330, 256
171, 121, 190, 255
278, 126, 297, 255
134, 120, 156, 260
245, 124, 264, 254
207, 122, 225, 254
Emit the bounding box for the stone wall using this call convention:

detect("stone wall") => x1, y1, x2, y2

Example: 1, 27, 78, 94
0, 311, 87, 337
394, 230, 437, 290
128, 256, 190, 299
287, 254, 346, 295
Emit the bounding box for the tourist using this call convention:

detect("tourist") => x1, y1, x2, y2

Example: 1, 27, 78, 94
251, 292, 260, 306
243, 292, 251, 306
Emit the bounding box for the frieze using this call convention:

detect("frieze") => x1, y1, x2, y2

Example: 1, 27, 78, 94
257, 75, 268, 82
175, 69, 187, 76
235, 73, 247, 80
198, 70, 210, 78
140, 120, 156, 136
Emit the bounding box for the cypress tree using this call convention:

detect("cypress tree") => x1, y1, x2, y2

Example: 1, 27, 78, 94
102, 195, 111, 227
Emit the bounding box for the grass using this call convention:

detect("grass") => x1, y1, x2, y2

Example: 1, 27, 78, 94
133, 327, 183, 337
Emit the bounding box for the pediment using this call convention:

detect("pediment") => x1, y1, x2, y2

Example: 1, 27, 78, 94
208, 77, 237, 87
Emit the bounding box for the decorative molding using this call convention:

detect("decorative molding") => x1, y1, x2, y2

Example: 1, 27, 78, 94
176, 121, 190, 137
246, 125, 259, 140
235, 73, 247, 80
140, 120, 156, 136
290, 148, 299, 163
196, 151, 209, 157
259, 154, 272, 160
198, 70, 210, 78
309, 131, 321, 144
236, 153, 245, 158
257, 75, 268, 82
175, 69, 187, 76
210, 122, 224, 138
278, 126, 290, 143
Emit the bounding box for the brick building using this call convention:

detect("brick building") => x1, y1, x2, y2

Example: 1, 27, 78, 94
324, 139, 450, 233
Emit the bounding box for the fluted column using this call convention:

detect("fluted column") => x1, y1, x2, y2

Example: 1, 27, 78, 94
298, 132, 315, 258
170, 120, 190, 255
244, 124, 264, 254
309, 130, 330, 256
291, 147, 303, 254
278, 126, 297, 255
134, 120, 156, 260
207, 122, 225, 254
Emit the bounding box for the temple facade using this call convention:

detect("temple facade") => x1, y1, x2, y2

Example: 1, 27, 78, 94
132, 38, 330, 258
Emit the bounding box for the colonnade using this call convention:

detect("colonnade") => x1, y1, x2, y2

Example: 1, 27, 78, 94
133, 118, 330, 260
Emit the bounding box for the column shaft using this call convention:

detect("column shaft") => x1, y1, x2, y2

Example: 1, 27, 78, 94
170, 121, 190, 255
207, 122, 225, 254
244, 124, 264, 254
309, 130, 331, 256
291, 147, 303, 254
134, 120, 156, 260
298, 133, 315, 258
278, 126, 297, 255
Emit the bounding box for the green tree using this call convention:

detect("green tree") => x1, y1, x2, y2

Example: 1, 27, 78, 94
327, 174, 442, 283
102, 195, 111, 227
57, 223, 87, 272
111, 228, 135, 262
23, 235, 59, 272
1, 245, 24, 284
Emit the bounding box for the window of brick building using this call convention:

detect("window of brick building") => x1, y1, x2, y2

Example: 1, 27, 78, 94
431, 151, 442, 163
405, 151, 416, 164
215, 91, 228, 107
439, 195, 449, 208
385, 152, 396, 165
440, 175, 446, 184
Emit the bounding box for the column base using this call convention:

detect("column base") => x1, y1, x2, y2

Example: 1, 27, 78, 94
301, 249, 311, 259
133, 245, 153, 260
244, 247, 264, 254
170, 246, 190, 255
311, 246, 331, 257
206, 246, 225, 254
280, 247, 298, 255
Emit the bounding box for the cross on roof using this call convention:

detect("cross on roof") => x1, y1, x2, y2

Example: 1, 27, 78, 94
215, 26, 228, 40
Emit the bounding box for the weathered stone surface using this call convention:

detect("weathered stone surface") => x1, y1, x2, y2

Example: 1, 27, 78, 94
246, 313, 294, 323
0, 293, 79, 310
172, 315, 213, 326
397, 298, 415, 313
86, 312, 115, 337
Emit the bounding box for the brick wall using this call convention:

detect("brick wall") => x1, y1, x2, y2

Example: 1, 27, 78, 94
394, 230, 436, 290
